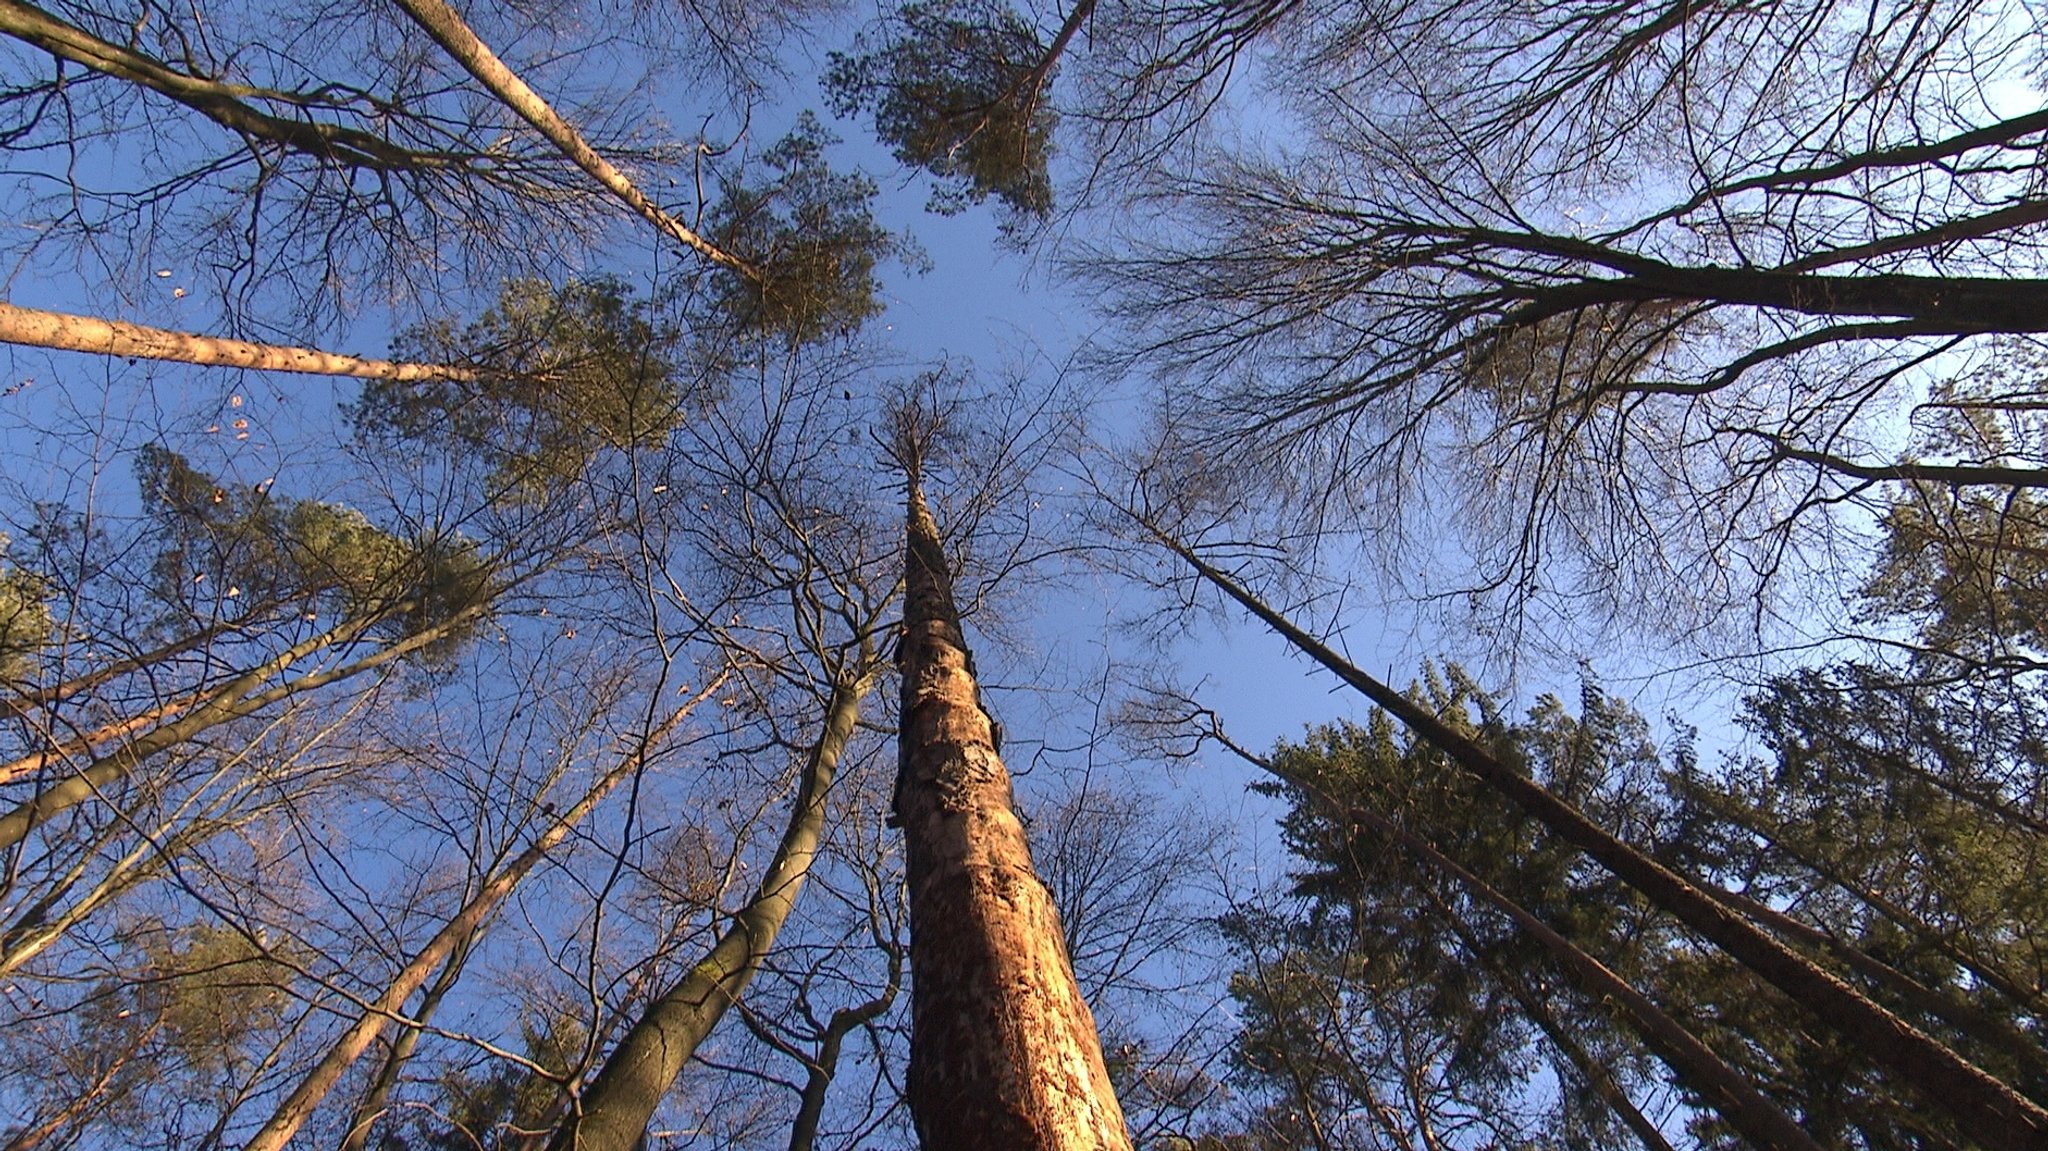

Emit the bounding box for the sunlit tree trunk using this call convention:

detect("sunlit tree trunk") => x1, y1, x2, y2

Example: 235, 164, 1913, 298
1, 692, 201, 787
241, 685, 717, 1151
895, 474, 1131, 1150
0, 605, 477, 854
336, 934, 474, 1151
0, 0, 482, 173
3, 618, 240, 719
388, 0, 757, 279
0, 302, 476, 380
545, 665, 875, 1151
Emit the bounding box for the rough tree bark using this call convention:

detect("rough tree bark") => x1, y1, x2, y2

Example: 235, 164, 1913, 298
895, 469, 1131, 1150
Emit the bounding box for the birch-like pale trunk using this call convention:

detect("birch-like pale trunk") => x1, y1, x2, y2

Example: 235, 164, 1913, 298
387, 0, 757, 280
895, 477, 1131, 1151
1, 698, 358, 974
0, 606, 479, 854
0, 302, 476, 380
1, 693, 209, 787
336, 934, 474, 1151
3, 618, 240, 720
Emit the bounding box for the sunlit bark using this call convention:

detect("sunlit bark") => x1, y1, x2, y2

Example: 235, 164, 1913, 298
242, 682, 718, 1151
896, 473, 1131, 1150
0, 302, 478, 380
545, 665, 874, 1151
389, 0, 759, 280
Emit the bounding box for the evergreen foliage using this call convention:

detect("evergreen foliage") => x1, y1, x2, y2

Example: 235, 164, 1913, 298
825, 0, 1057, 223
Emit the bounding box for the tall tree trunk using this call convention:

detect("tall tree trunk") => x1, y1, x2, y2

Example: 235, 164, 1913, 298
1148, 524, 2048, 1151
387, 0, 757, 280
895, 475, 1131, 1150
2, 691, 202, 786
3, 617, 241, 719
337, 934, 475, 1151
4, 804, 228, 974
242, 684, 718, 1151
0, 0, 482, 173
1347, 800, 1825, 1151
1429, 890, 1677, 1151
0, 302, 476, 380
1686, 783, 2048, 1027
1701, 879, 2048, 1094
545, 665, 875, 1151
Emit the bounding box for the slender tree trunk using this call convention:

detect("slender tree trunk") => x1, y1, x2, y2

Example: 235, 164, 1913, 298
738, 944, 902, 1151
785, 986, 896, 1151
241, 685, 717, 1151
895, 476, 1131, 1151
337, 934, 475, 1151
1703, 880, 2048, 1094
3, 816, 198, 974
0, 0, 475, 172
1148, 524, 2048, 1151
0, 302, 476, 380
387, 0, 757, 280
1687, 784, 2048, 1025
1428, 891, 1677, 1151
1, 692, 201, 786
1347, 801, 1824, 1151
3, 618, 240, 719
0, 606, 475, 854
545, 666, 874, 1151
4, 701, 363, 974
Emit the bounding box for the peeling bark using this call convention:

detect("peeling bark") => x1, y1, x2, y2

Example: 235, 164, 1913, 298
897, 478, 1131, 1151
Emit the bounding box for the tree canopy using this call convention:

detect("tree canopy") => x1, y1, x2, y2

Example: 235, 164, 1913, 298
3, 0, 2047, 1148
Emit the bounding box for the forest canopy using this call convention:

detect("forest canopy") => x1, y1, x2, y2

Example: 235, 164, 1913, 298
2, 0, 2045, 1148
